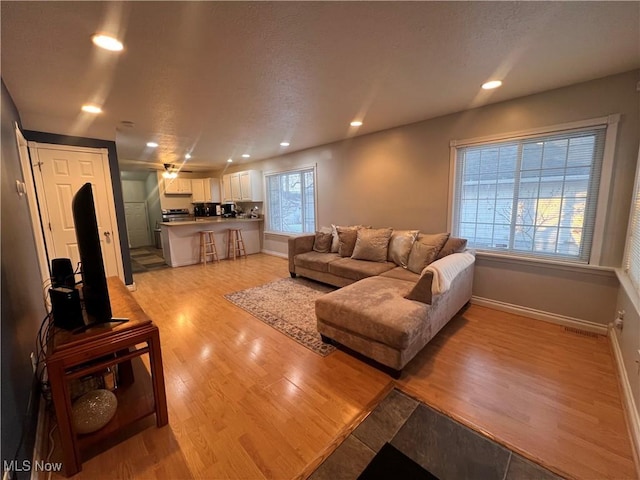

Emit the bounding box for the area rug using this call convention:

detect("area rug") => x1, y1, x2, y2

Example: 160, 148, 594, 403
224, 277, 337, 356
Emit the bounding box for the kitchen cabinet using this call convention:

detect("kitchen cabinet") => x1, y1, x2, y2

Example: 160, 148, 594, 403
191, 178, 221, 203
164, 177, 192, 195
222, 170, 263, 202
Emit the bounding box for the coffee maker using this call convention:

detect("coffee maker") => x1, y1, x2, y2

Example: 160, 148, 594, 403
221, 203, 236, 218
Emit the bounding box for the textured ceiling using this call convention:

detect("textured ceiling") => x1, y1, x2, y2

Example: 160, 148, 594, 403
2, 1, 639, 172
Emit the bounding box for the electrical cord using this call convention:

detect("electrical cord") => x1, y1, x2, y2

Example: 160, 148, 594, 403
45, 422, 58, 480
8, 311, 49, 480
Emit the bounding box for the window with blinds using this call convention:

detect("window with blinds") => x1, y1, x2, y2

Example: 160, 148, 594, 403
451, 126, 607, 262
265, 167, 316, 234
624, 150, 640, 295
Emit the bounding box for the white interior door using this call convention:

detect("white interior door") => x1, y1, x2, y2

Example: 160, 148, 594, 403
32, 144, 123, 279
124, 202, 150, 248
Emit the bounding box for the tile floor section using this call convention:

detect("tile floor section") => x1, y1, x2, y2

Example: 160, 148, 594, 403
130, 246, 169, 273
310, 389, 563, 480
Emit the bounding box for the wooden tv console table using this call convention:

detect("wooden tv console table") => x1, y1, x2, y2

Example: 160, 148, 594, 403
47, 277, 168, 477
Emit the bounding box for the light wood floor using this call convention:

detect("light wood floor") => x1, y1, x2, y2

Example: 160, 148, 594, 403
59, 254, 636, 479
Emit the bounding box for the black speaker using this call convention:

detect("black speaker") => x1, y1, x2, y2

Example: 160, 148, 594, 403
50, 287, 85, 330
51, 258, 75, 289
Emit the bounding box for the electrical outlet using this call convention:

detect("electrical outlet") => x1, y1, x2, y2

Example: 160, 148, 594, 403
30, 352, 37, 373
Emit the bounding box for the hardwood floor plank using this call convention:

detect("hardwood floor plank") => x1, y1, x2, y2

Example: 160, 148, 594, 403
49, 254, 636, 479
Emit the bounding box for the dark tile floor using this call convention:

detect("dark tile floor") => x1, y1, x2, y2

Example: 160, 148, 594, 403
129, 246, 168, 273
310, 389, 563, 480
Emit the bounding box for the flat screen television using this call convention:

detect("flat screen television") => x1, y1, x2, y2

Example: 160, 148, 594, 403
72, 183, 124, 329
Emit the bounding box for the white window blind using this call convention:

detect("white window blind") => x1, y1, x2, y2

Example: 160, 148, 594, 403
265, 167, 316, 234
624, 149, 640, 295
452, 126, 607, 262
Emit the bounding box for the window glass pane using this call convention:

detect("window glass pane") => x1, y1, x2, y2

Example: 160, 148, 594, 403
453, 126, 606, 262
266, 168, 316, 234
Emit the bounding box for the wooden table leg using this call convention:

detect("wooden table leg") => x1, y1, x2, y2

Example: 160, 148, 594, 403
148, 329, 168, 427
47, 359, 81, 476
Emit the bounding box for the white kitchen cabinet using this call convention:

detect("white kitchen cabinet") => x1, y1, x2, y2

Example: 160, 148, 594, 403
192, 178, 221, 203
164, 177, 192, 195
222, 170, 263, 202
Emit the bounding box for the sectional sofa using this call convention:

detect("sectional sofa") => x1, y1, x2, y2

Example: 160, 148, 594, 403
288, 227, 475, 376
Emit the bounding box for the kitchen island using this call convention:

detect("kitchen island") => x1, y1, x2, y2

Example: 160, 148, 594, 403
159, 217, 263, 267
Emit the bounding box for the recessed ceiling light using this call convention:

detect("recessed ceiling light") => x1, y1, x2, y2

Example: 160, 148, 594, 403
146, 142, 159, 148
350, 120, 363, 127
481, 80, 503, 90
280, 142, 290, 147
92, 34, 124, 52
227, 158, 233, 163
81, 104, 102, 114
185, 153, 192, 159
242, 154, 250, 158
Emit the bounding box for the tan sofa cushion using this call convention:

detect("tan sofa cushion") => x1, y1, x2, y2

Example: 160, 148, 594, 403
316, 276, 430, 349
294, 251, 340, 272
379, 267, 420, 282
405, 270, 434, 304
387, 230, 419, 267
312, 231, 333, 253
407, 233, 450, 274
352, 228, 393, 262
436, 237, 468, 259
328, 257, 396, 281
337, 227, 359, 257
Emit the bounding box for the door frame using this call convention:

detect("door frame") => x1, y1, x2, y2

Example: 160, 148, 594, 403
15, 123, 50, 285
26, 140, 125, 283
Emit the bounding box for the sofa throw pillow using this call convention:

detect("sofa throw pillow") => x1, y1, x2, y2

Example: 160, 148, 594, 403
436, 237, 468, 260
351, 228, 393, 262
405, 270, 434, 304
337, 227, 360, 257
331, 225, 357, 253
387, 230, 419, 267
406, 232, 450, 274
313, 231, 333, 253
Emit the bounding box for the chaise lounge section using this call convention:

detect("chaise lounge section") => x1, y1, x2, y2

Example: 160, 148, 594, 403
288, 227, 474, 376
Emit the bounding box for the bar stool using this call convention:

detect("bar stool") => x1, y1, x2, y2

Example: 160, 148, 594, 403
226, 228, 247, 260
199, 231, 219, 265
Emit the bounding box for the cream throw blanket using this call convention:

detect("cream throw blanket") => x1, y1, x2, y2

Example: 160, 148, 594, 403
424, 251, 475, 295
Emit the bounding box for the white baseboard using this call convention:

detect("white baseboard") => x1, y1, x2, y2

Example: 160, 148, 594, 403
30, 394, 48, 480
471, 296, 608, 335
261, 249, 288, 259
126, 282, 137, 292
609, 327, 640, 472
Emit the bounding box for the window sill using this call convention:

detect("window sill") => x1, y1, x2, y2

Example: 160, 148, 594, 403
263, 230, 309, 238
475, 251, 616, 277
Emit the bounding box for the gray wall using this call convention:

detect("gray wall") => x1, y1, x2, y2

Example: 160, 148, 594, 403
613, 283, 640, 437
242, 70, 639, 326
1, 80, 47, 468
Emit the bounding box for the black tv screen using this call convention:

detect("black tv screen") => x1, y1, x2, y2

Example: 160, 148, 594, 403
72, 183, 112, 322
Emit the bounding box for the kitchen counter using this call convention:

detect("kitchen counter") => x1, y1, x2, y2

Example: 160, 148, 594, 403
160, 217, 263, 226
159, 218, 263, 267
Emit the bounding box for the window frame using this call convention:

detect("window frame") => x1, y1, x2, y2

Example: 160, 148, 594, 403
263, 164, 318, 236
621, 147, 640, 305
448, 114, 620, 265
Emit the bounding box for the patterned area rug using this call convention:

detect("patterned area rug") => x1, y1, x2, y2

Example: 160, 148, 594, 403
224, 277, 337, 356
